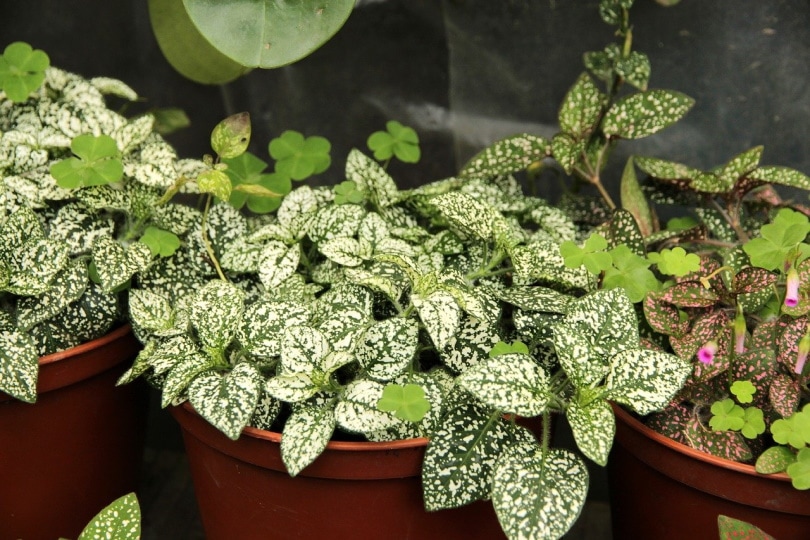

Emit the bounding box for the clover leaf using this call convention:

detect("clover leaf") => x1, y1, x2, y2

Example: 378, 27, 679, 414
269, 130, 331, 181
709, 398, 745, 431
787, 448, 810, 490
224, 152, 291, 214
646, 246, 700, 277
367, 120, 421, 164
50, 134, 123, 189
560, 233, 612, 275
771, 407, 810, 449
730, 380, 756, 404
743, 208, 810, 271
0, 42, 49, 102
601, 244, 660, 303
140, 226, 181, 257
377, 383, 431, 422
741, 407, 766, 439
489, 340, 530, 358
333, 180, 364, 205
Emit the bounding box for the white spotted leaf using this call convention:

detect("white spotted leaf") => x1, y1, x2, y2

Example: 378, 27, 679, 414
355, 318, 418, 381
460, 134, 549, 177
281, 405, 336, 476
558, 73, 605, 138
603, 90, 694, 140
567, 398, 615, 466
430, 192, 497, 241
189, 280, 244, 352
457, 353, 550, 417
257, 240, 300, 288
77, 492, 141, 540
345, 149, 399, 208
319, 236, 368, 267
412, 290, 461, 350
188, 362, 263, 440
334, 379, 399, 434
0, 329, 39, 403
605, 348, 691, 415
92, 236, 152, 293
237, 299, 311, 358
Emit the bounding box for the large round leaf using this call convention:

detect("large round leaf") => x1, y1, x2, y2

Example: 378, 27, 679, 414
183, 0, 355, 69
149, 0, 251, 84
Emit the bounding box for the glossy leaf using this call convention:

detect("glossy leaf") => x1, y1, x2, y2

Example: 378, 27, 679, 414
568, 398, 615, 466
77, 492, 141, 540
188, 362, 263, 440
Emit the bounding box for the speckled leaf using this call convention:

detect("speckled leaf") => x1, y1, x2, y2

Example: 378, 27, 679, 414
733, 267, 778, 294
188, 362, 263, 440
568, 398, 615, 466
550, 133, 584, 174
308, 203, 366, 243
345, 149, 399, 208
769, 374, 801, 419
276, 185, 319, 237
751, 166, 810, 190
657, 280, 719, 308
716, 515, 777, 540
620, 158, 654, 238
460, 134, 549, 178
642, 293, 689, 337
431, 191, 497, 241
237, 299, 310, 358
344, 262, 406, 304
16, 259, 88, 330
717, 146, 763, 188
4, 237, 69, 295
0, 329, 39, 402
608, 208, 645, 254
684, 415, 752, 462
117, 335, 199, 384
280, 325, 329, 374
281, 405, 336, 476
495, 286, 571, 314
616, 51, 651, 90
412, 289, 461, 349
457, 352, 550, 417
605, 348, 690, 415
319, 237, 368, 267
189, 280, 245, 352
355, 318, 418, 381
603, 90, 694, 140
264, 372, 320, 403
334, 379, 399, 434
439, 316, 502, 373
160, 352, 216, 407
755, 445, 796, 475
257, 240, 300, 288
77, 492, 140, 540
558, 73, 605, 137
128, 288, 173, 334
219, 238, 262, 274
634, 156, 701, 181
92, 237, 152, 292
357, 212, 390, 247
492, 443, 588, 540
249, 391, 282, 430
422, 401, 510, 511
512, 240, 593, 291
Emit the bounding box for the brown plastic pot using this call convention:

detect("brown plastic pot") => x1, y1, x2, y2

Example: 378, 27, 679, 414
171, 401, 512, 540
608, 403, 810, 539
0, 324, 146, 540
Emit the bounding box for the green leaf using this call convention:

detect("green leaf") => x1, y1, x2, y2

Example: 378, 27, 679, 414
755, 445, 796, 475
488, 341, 530, 358
210, 112, 251, 159
77, 492, 141, 540
558, 73, 605, 138
560, 233, 612, 275
269, 130, 331, 181
603, 90, 695, 140
647, 247, 701, 277
422, 401, 510, 511
366, 120, 420, 163
140, 226, 181, 257
197, 169, 233, 201
189, 280, 245, 352
0, 329, 39, 403
188, 362, 263, 440
281, 405, 336, 476
333, 180, 364, 205
492, 444, 589, 540
716, 515, 776, 540
355, 318, 418, 381
182, 0, 354, 69
568, 398, 615, 466
460, 134, 549, 178
345, 150, 400, 208
620, 157, 654, 237
730, 380, 756, 404
602, 244, 660, 303
224, 151, 291, 213
787, 448, 810, 490
0, 41, 49, 102
377, 383, 431, 422
605, 348, 691, 415
709, 398, 746, 431
743, 208, 810, 270
50, 134, 123, 189
457, 353, 550, 417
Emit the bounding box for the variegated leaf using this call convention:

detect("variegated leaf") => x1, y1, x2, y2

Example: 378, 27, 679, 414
605, 348, 691, 415
684, 415, 753, 462
280, 325, 329, 374
412, 290, 461, 350
558, 72, 605, 138
319, 236, 369, 267
457, 353, 550, 417
281, 405, 336, 476
357, 211, 390, 247
249, 391, 282, 430
751, 166, 810, 190
188, 362, 263, 440
15, 259, 88, 330
345, 149, 399, 208
4, 237, 70, 296
495, 286, 571, 314
492, 444, 589, 540
237, 299, 310, 358
219, 238, 263, 274
276, 185, 319, 236
128, 288, 173, 334
603, 90, 694, 140
460, 134, 549, 178
551, 133, 584, 174
334, 379, 399, 434
92, 237, 152, 292
77, 492, 141, 540
567, 398, 615, 466
422, 400, 511, 511
430, 191, 497, 241
160, 352, 216, 407
257, 240, 300, 288
0, 329, 39, 403
511, 241, 593, 291
308, 203, 366, 243
355, 318, 418, 381
265, 372, 320, 403
189, 280, 245, 352
439, 316, 502, 373
634, 155, 701, 181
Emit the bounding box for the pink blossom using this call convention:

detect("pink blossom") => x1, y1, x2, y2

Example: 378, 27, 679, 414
785, 268, 800, 308
697, 341, 717, 365
796, 335, 810, 375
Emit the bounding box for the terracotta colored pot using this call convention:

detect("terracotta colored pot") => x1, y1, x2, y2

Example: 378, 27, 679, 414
171, 402, 511, 540
608, 403, 810, 539
0, 325, 146, 540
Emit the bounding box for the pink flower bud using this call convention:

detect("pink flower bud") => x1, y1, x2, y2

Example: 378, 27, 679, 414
796, 335, 810, 375
697, 341, 717, 365
733, 312, 746, 354
785, 268, 800, 308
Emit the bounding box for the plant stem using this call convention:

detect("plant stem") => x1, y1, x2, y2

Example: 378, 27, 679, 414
200, 194, 227, 281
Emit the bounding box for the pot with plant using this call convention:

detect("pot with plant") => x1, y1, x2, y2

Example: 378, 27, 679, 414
0, 40, 215, 539
455, 0, 810, 537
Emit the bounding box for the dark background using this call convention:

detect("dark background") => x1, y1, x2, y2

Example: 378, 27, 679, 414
3, 0, 809, 533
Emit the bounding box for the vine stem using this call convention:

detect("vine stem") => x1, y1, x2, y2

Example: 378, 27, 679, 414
200, 194, 227, 281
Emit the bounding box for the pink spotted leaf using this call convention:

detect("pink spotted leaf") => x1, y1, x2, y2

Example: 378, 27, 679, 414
778, 317, 809, 372
642, 293, 688, 337
684, 415, 753, 462
658, 281, 719, 308
769, 373, 801, 419
717, 515, 776, 540
732, 267, 778, 295
645, 402, 692, 444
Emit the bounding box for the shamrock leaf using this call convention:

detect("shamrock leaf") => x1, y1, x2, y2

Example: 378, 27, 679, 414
560, 233, 612, 275
489, 340, 530, 358
366, 120, 421, 163
0, 41, 49, 102
730, 379, 756, 404
709, 398, 745, 431
787, 448, 810, 490
269, 130, 331, 181
140, 226, 181, 258
333, 180, 364, 205
601, 244, 660, 303
377, 383, 431, 422
224, 152, 291, 213
743, 208, 810, 271
741, 407, 766, 439
647, 247, 700, 277
50, 134, 123, 189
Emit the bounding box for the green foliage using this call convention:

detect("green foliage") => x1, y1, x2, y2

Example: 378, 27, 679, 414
367, 120, 421, 164
269, 130, 331, 181
50, 134, 123, 189
0, 42, 49, 102
602, 244, 660, 302
77, 493, 141, 540
210, 112, 251, 159
140, 226, 181, 257
787, 448, 810, 490
560, 233, 612, 274
716, 515, 776, 540
489, 340, 530, 358
377, 383, 431, 422
647, 247, 701, 277
772, 405, 810, 449
730, 380, 756, 403
224, 152, 291, 214
743, 208, 810, 270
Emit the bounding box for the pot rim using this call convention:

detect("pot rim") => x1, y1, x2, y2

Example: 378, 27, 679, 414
612, 402, 792, 482
38, 323, 131, 366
